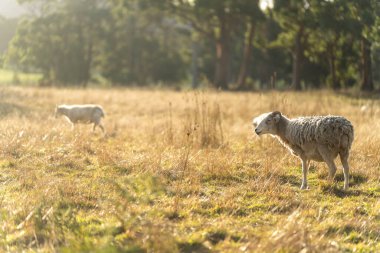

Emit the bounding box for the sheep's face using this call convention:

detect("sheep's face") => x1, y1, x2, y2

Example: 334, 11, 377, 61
55, 107, 63, 118
253, 111, 281, 135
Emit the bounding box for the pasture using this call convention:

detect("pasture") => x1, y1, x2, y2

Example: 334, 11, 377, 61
0, 86, 379, 252
0, 69, 41, 85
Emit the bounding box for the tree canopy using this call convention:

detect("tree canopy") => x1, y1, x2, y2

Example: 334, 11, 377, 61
1, 0, 379, 90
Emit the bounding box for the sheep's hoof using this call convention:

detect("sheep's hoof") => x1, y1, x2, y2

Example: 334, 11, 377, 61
300, 184, 308, 190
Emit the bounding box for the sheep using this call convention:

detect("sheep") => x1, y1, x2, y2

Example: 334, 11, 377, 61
252, 111, 354, 190
55, 104, 105, 133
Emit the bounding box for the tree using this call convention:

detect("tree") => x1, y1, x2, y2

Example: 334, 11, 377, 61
7, 0, 109, 85
0, 16, 19, 55
99, 0, 188, 85
273, 0, 313, 90
348, 0, 377, 91
3, 0, 378, 90
236, 1, 265, 89
153, 0, 264, 89
304, 0, 357, 89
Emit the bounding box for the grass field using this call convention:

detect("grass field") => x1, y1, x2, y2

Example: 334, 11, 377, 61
0, 86, 379, 252
0, 69, 41, 85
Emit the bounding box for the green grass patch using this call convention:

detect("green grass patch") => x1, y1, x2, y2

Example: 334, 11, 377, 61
0, 68, 41, 85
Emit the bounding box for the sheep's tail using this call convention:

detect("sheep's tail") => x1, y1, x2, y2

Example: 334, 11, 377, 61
344, 121, 354, 150
334, 118, 354, 153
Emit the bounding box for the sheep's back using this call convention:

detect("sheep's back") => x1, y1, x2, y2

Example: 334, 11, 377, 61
287, 116, 354, 151
66, 106, 102, 122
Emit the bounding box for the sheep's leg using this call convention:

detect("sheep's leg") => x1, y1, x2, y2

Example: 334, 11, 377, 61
300, 158, 309, 190
98, 124, 105, 133
93, 123, 97, 132
92, 117, 105, 133
324, 158, 337, 180
326, 160, 337, 179
319, 146, 337, 180
339, 151, 350, 190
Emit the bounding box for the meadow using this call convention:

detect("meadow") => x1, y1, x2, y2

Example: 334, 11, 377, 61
0, 69, 41, 85
0, 86, 379, 252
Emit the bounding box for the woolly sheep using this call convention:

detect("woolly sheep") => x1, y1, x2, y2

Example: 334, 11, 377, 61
55, 104, 105, 133
253, 111, 354, 190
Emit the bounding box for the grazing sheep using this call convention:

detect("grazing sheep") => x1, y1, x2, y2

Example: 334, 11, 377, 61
253, 111, 354, 190
55, 104, 105, 133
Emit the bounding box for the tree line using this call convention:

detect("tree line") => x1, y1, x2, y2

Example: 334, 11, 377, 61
3, 0, 380, 90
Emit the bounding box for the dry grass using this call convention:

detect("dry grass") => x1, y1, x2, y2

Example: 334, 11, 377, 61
0, 86, 379, 252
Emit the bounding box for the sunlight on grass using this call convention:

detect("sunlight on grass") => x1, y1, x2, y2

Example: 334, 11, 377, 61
0, 87, 379, 252
0, 68, 41, 85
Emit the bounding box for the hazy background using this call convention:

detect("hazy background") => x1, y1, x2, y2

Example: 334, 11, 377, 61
0, 0, 28, 18
0, 0, 379, 91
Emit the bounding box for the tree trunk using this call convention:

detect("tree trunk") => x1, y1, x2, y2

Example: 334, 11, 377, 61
360, 37, 373, 91
214, 14, 230, 90
292, 25, 304, 90
328, 42, 339, 90
237, 21, 256, 89
191, 40, 199, 88
83, 39, 93, 87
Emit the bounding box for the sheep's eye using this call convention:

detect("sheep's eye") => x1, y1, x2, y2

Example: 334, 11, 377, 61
266, 119, 271, 123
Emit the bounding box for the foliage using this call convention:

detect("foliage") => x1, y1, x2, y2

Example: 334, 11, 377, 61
0, 16, 18, 54
7, 0, 109, 85
1, 0, 379, 89
99, 0, 188, 85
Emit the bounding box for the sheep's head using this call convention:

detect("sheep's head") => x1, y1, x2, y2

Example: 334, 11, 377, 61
54, 106, 63, 118
253, 111, 282, 135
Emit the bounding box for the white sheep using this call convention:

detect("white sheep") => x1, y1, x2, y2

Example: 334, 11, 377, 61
55, 104, 105, 133
253, 111, 354, 190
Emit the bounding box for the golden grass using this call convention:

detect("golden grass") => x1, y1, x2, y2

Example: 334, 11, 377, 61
0, 86, 379, 252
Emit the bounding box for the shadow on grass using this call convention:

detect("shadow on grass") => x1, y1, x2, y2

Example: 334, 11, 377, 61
338, 173, 368, 187
278, 174, 300, 187
200, 173, 244, 186
325, 224, 356, 236
318, 172, 368, 187
205, 231, 227, 245
178, 242, 211, 253
165, 210, 185, 221
319, 184, 363, 198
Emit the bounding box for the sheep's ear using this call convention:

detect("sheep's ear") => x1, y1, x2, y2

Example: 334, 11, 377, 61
272, 111, 281, 123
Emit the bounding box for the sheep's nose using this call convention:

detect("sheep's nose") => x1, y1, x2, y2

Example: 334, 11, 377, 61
255, 128, 261, 135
